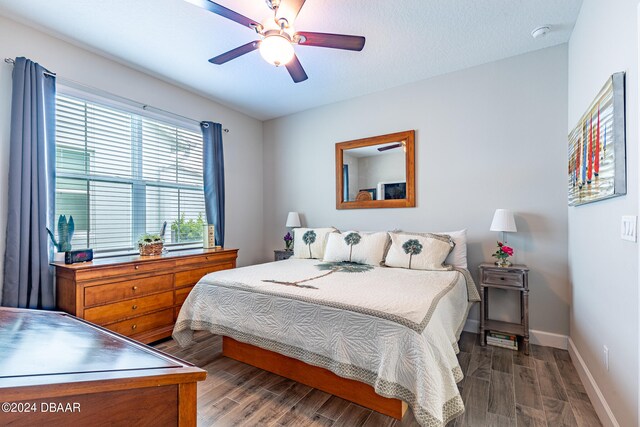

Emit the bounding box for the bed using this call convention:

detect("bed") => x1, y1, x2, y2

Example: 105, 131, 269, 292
173, 258, 480, 427
173, 254, 479, 426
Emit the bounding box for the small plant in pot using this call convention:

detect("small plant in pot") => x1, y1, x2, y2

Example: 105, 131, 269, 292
138, 233, 164, 256
47, 215, 74, 262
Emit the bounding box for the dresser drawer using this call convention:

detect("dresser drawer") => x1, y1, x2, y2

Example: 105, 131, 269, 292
84, 291, 173, 325
175, 286, 195, 306
76, 260, 176, 282
175, 252, 236, 267
175, 263, 233, 287
108, 308, 174, 337
84, 274, 174, 307
483, 270, 523, 287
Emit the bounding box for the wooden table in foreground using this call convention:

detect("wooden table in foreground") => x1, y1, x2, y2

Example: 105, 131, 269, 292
0, 308, 206, 426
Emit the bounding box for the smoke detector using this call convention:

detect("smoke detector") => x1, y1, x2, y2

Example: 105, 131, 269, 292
531, 26, 551, 39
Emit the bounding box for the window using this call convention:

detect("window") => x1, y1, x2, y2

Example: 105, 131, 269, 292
55, 93, 205, 256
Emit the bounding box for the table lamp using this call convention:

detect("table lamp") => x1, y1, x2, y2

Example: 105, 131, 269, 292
490, 209, 517, 243
286, 212, 301, 228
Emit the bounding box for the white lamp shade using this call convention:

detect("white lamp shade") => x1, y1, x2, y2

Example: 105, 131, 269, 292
285, 212, 301, 228
259, 35, 295, 66
490, 209, 517, 232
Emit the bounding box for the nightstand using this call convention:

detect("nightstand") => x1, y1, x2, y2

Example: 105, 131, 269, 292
274, 250, 294, 261
478, 263, 530, 355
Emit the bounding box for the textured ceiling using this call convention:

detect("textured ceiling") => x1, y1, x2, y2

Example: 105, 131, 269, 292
0, 0, 582, 120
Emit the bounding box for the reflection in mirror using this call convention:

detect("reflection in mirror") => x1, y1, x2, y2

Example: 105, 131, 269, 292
335, 130, 415, 209
342, 142, 407, 202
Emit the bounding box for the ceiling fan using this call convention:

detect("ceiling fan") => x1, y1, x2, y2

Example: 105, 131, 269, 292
377, 143, 402, 152
186, 0, 366, 83
378, 140, 406, 152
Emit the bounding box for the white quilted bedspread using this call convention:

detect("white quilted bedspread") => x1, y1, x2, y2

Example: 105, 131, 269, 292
173, 259, 480, 427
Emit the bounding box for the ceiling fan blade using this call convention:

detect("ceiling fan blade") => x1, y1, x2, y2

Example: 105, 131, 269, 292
295, 32, 365, 51
285, 54, 308, 83
209, 41, 259, 64
276, 0, 306, 24
185, 0, 260, 30
377, 144, 402, 152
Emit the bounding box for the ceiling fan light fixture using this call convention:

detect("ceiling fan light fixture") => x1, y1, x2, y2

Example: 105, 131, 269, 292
259, 34, 295, 66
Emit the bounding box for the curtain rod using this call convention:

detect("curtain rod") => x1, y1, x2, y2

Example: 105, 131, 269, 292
4, 57, 56, 78
4, 58, 229, 133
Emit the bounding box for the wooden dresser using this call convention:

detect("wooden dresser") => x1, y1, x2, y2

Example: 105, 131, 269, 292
53, 248, 238, 344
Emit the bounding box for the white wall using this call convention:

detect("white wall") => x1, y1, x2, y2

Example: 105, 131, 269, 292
0, 15, 264, 288
568, 1, 639, 426
358, 151, 405, 192
263, 45, 570, 335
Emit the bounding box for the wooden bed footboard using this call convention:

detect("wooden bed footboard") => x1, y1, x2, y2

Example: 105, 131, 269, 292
222, 336, 408, 420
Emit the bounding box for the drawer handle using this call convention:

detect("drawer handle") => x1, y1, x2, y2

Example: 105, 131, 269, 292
132, 305, 138, 310
131, 324, 137, 330
500, 277, 505, 281
134, 265, 139, 270
132, 286, 138, 291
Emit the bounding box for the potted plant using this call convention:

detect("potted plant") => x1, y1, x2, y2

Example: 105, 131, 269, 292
47, 215, 74, 262
492, 241, 514, 267
283, 232, 293, 251
171, 213, 205, 243
138, 233, 164, 256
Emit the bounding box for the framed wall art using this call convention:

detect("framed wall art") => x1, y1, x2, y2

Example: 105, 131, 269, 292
568, 72, 626, 206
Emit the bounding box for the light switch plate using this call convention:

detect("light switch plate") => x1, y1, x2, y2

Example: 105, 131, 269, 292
621, 216, 637, 242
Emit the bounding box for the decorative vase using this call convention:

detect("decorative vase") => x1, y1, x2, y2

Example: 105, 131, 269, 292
495, 258, 511, 267
54, 252, 65, 262
285, 240, 293, 251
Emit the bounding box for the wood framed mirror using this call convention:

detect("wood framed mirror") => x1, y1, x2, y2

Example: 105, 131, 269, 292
336, 130, 415, 209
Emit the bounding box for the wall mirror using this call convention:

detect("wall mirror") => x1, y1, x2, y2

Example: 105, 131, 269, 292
336, 130, 415, 209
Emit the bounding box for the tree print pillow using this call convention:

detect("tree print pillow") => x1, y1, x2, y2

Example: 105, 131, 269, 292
384, 233, 455, 270
322, 231, 390, 266
292, 228, 337, 259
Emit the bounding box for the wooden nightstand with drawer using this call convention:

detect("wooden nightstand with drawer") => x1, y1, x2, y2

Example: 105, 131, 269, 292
478, 263, 530, 355
274, 249, 294, 261
53, 248, 238, 344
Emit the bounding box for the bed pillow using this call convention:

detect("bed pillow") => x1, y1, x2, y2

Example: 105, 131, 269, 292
392, 229, 467, 268
385, 232, 455, 271
293, 227, 337, 259
323, 231, 390, 266
435, 229, 467, 269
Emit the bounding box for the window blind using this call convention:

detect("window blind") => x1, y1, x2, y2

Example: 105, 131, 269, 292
55, 93, 205, 255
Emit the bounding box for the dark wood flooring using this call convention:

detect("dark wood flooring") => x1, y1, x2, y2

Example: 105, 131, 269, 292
153, 332, 602, 427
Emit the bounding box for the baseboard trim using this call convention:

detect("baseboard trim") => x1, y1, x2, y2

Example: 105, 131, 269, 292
529, 329, 568, 350
463, 319, 568, 349
568, 338, 619, 427
463, 319, 479, 334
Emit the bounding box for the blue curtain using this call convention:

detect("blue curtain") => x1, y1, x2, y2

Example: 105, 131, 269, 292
202, 122, 225, 247
2, 57, 56, 309
343, 164, 349, 202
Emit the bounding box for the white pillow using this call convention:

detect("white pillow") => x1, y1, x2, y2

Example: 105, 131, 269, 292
293, 228, 336, 259
323, 231, 389, 266
388, 229, 467, 268
436, 229, 467, 269
385, 233, 454, 271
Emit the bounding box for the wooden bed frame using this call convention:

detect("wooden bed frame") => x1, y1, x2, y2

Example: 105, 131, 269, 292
223, 336, 408, 420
